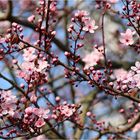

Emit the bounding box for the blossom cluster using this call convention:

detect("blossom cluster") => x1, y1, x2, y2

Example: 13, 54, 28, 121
0, 90, 81, 137
0, 91, 17, 116
69, 10, 98, 34
17, 47, 49, 85
112, 61, 140, 93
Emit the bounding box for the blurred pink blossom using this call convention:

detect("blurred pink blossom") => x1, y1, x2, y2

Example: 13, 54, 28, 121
60, 105, 75, 117
75, 10, 89, 18
0, 91, 17, 116
35, 60, 50, 72
83, 48, 104, 69
132, 122, 140, 132
23, 47, 37, 61
113, 68, 128, 81
109, 0, 118, 3
131, 61, 140, 73
27, 15, 35, 22
19, 0, 36, 11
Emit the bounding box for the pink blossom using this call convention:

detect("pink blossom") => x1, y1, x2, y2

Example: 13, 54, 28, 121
131, 61, 140, 73
24, 107, 50, 124
82, 17, 90, 23
117, 66, 140, 89
1, 103, 17, 116
23, 47, 37, 61
83, 19, 98, 33
1, 91, 17, 104
132, 122, 140, 132
120, 29, 135, 45
109, 0, 118, 3
0, 91, 17, 116
83, 48, 104, 69
17, 70, 30, 81
59, 105, 76, 117
33, 108, 50, 119
113, 68, 128, 81
27, 15, 35, 22
35, 60, 50, 72
25, 106, 33, 114
0, 37, 5, 43
35, 118, 45, 128
30, 94, 37, 102
50, 1, 57, 12
86, 112, 92, 117
22, 61, 35, 70
131, 74, 140, 89
75, 10, 89, 18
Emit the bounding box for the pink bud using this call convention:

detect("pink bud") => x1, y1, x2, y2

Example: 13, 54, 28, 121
20, 83, 25, 88
64, 51, 70, 56
128, 119, 132, 123
55, 96, 60, 102
30, 94, 37, 103
122, 85, 127, 90
12, 59, 17, 64
86, 112, 92, 117
12, 22, 17, 27
51, 31, 56, 36
119, 109, 124, 113
27, 15, 35, 22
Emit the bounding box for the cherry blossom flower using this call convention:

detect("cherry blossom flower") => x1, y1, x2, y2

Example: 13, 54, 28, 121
23, 47, 37, 61
131, 74, 140, 89
113, 62, 140, 89
131, 61, 140, 73
1, 103, 17, 116
30, 94, 37, 102
74, 10, 89, 18
21, 61, 35, 72
0, 91, 17, 116
113, 68, 128, 81
0, 37, 5, 43
50, 1, 57, 12
26, 107, 50, 118
83, 19, 98, 33
55, 104, 79, 119
120, 29, 135, 45
17, 70, 30, 81
35, 60, 50, 72
74, 10, 91, 25
1, 91, 17, 104
83, 48, 104, 69
35, 118, 45, 128
132, 122, 140, 132
33, 108, 50, 119
24, 107, 50, 128
27, 15, 35, 22
60, 105, 75, 117
25, 106, 33, 115
109, 0, 118, 3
